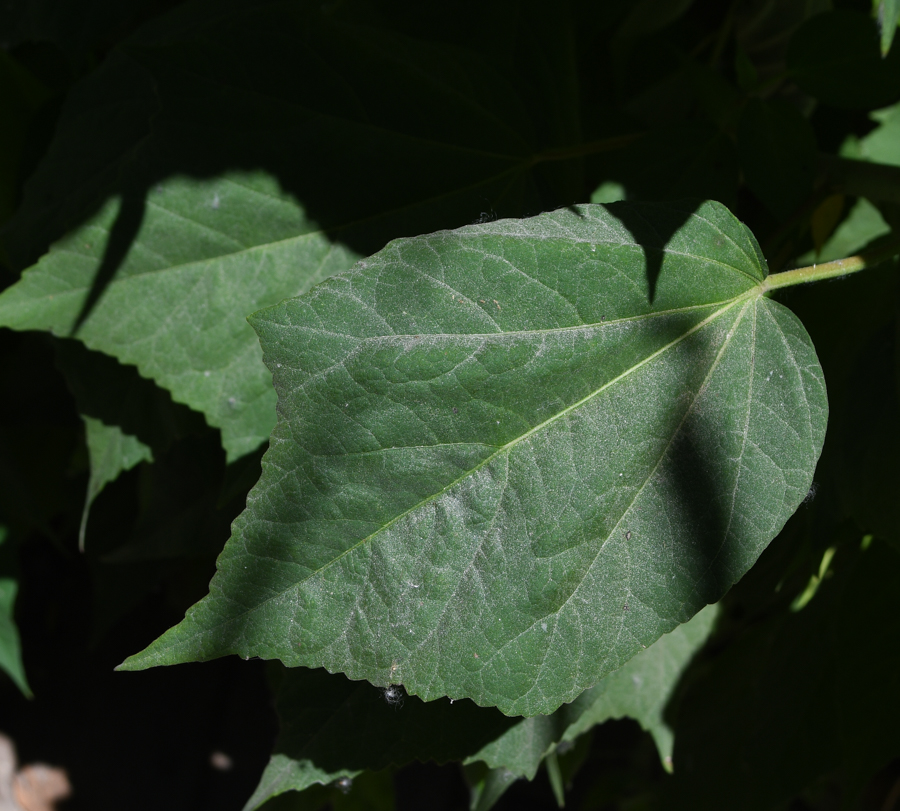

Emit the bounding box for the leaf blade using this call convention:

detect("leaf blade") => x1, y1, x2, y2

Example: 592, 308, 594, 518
121, 201, 827, 717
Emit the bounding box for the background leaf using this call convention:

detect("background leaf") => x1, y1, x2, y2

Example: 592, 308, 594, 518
788, 9, 900, 110
79, 416, 152, 550
246, 604, 718, 809
0, 526, 30, 697
738, 99, 817, 220
121, 200, 827, 718
0, 0, 560, 460
877, 0, 900, 56
667, 539, 900, 810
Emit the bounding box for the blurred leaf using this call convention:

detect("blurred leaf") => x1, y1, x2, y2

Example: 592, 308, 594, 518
610, 125, 738, 207
590, 181, 626, 204
0, 0, 154, 58
0, 332, 81, 537
876, 0, 900, 56
734, 0, 830, 84
612, 0, 696, 63
121, 200, 826, 719
858, 101, 900, 165
809, 193, 845, 256
738, 99, 817, 220
798, 198, 891, 265
0, 526, 30, 697
734, 48, 758, 93
106, 432, 233, 562
835, 540, 900, 798
788, 9, 900, 109
466, 764, 519, 811
0, 50, 51, 228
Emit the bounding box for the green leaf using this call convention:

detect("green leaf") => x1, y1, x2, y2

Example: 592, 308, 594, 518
877, 0, 900, 56
0, 1, 553, 461
244, 668, 516, 809
246, 603, 718, 809
738, 99, 817, 220
79, 415, 153, 550
858, 101, 900, 166
466, 764, 520, 811
0, 526, 30, 697
122, 199, 826, 715
467, 604, 719, 776
797, 198, 891, 265
0, 181, 360, 461
788, 10, 900, 109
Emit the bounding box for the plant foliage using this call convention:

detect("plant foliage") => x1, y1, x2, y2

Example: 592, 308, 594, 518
0, 0, 898, 809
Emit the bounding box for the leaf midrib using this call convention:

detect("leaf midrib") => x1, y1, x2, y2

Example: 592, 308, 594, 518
210, 287, 761, 638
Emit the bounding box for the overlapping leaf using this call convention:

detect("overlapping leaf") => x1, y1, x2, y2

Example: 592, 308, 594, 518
79, 416, 152, 549
0, 0, 547, 460
245, 604, 718, 810
122, 199, 827, 717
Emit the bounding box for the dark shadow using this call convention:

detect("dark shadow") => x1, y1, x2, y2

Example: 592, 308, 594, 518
3, 2, 563, 319
54, 337, 206, 452
71, 193, 146, 333
604, 199, 701, 304
271, 666, 518, 777
666, 406, 733, 604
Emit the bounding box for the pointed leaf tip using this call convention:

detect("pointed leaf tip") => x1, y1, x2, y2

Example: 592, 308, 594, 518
126, 201, 826, 716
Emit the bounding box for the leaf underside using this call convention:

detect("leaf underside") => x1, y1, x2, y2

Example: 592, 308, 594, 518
121, 200, 827, 717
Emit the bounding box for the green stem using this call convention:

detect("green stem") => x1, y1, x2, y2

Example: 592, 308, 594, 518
762, 234, 900, 293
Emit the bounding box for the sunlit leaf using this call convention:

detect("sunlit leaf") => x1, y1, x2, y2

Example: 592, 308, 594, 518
0, 2, 547, 460
121, 199, 827, 717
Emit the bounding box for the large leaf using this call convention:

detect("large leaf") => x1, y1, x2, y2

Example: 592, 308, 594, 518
246, 604, 718, 809
0, 0, 552, 460
121, 200, 827, 717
